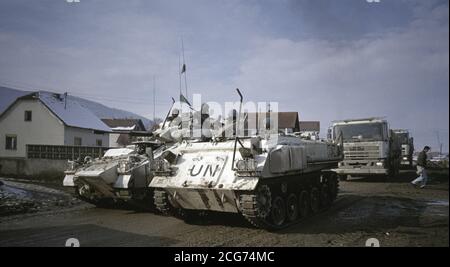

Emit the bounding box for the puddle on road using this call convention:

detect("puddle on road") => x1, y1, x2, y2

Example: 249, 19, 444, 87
334, 196, 430, 230
0, 185, 32, 199
335, 196, 449, 231
427, 200, 449, 207
424, 201, 449, 217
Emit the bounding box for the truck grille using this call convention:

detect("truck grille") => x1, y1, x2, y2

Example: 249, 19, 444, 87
344, 145, 380, 159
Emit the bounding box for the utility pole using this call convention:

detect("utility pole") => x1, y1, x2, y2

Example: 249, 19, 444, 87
153, 76, 156, 123
436, 131, 443, 156
64, 92, 68, 109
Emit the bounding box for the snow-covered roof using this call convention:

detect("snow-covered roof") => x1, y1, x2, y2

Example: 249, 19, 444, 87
110, 126, 136, 131
26, 91, 111, 132
101, 118, 146, 131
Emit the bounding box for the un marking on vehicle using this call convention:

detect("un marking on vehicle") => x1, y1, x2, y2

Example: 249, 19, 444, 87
189, 164, 221, 178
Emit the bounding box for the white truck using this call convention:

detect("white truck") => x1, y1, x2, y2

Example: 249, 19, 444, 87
329, 118, 401, 180
393, 129, 414, 168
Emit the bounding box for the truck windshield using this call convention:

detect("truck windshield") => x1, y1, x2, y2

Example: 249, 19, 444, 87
334, 123, 384, 142
396, 133, 409, 144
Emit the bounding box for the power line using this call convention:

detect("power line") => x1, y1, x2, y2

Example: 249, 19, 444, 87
73, 92, 171, 106
0, 80, 173, 106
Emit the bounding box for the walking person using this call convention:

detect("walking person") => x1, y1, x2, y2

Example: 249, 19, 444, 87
411, 146, 431, 188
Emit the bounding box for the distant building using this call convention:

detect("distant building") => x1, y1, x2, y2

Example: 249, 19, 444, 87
299, 121, 320, 133
299, 121, 320, 140
244, 112, 300, 134
0, 91, 111, 158
101, 118, 148, 147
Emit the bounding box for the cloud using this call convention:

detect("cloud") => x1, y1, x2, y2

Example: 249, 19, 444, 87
230, 1, 449, 150
0, 0, 448, 151
0, 0, 263, 110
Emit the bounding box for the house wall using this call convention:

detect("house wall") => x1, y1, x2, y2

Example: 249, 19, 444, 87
0, 100, 65, 158
109, 133, 121, 147
64, 127, 109, 147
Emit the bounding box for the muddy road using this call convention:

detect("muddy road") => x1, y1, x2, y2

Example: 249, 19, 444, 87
0, 170, 448, 247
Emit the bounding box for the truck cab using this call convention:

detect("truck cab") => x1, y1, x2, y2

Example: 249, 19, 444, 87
330, 118, 401, 180
392, 129, 414, 168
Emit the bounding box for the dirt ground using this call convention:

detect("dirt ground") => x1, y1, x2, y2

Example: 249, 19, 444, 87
0, 169, 448, 247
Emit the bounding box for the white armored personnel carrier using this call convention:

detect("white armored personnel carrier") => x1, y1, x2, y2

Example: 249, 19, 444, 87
149, 90, 342, 229
63, 141, 164, 207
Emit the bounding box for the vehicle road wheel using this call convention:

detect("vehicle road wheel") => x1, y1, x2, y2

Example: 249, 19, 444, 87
271, 196, 287, 227
286, 193, 299, 222
339, 175, 348, 181
255, 185, 272, 218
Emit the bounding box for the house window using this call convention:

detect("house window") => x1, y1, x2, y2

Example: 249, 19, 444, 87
96, 139, 103, 147
5, 135, 17, 150
24, 111, 32, 121
74, 137, 82, 146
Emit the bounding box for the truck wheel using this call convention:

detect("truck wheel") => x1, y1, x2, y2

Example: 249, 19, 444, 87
310, 187, 321, 214
338, 175, 347, 181
320, 184, 331, 208
327, 175, 339, 201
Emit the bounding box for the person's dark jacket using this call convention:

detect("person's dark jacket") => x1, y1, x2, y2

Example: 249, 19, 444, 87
417, 151, 428, 167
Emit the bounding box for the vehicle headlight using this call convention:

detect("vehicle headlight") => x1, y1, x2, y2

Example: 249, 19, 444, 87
236, 160, 247, 171
117, 160, 131, 174
403, 157, 408, 160
236, 159, 257, 172
376, 162, 384, 167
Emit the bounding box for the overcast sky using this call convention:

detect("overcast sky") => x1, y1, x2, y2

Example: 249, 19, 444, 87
0, 0, 448, 152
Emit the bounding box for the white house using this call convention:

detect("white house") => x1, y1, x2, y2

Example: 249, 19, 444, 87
0, 91, 111, 158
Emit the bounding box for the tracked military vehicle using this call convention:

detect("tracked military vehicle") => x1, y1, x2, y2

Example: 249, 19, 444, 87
63, 141, 164, 207
149, 90, 342, 229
